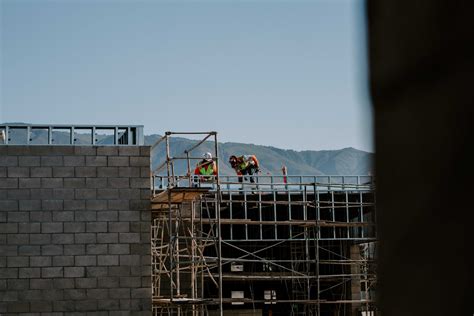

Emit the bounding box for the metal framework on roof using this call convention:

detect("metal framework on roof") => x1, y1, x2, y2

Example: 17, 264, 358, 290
150, 131, 377, 316
0, 124, 144, 146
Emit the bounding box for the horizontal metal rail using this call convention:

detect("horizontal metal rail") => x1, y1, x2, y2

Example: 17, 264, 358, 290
183, 132, 215, 154
152, 175, 374, 195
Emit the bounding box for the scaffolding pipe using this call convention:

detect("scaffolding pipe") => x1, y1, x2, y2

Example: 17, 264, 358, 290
184, 132, 215, 154
165, 135, 174, 302
214, 133, 224, 316
151, 135, 167, 150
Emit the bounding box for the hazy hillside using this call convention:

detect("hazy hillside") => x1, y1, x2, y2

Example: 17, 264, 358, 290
4, 127, 372, 175
145, 135, 373, 176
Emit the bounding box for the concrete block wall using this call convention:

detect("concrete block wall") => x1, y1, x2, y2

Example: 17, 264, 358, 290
0, 146, 152, 315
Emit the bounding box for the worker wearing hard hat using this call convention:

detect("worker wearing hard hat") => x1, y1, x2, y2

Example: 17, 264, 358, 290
193, 152, 218, 185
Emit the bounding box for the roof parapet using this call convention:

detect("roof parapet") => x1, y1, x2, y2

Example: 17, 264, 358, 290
0, 124, 144, 146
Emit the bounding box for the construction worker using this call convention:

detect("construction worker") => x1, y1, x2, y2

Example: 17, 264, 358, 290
193, 152, 217, 186
228, 154, 260, 184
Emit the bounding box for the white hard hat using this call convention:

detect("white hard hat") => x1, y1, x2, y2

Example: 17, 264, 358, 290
203, 152, 212, 159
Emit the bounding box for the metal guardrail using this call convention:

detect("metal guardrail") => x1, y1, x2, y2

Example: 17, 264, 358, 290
0, 124, 144, 146
152, 174, 376, 242
152, 174, 374, 194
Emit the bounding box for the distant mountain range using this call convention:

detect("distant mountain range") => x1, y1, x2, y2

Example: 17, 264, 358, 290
145, 135, 373, 176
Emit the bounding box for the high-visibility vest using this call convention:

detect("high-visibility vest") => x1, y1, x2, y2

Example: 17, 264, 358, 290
238, 161, 248, 171
238, 155, 258, 171
199, 162, 215, 175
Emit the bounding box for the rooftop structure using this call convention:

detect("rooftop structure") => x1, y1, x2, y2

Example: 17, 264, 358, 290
0, 123, 144, 146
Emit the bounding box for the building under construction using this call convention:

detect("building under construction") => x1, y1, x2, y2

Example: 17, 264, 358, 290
0, 124, 376, 316
150, 132, 377, 316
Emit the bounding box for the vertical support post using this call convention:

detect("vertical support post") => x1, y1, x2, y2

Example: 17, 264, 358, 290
259, 188, 263, 240
244, 190, 248, 240
4, 126, 9, 144
350, 244, 362, 315
92, 126, 96, 145
230, 191, 233, 240
303, 185, 307, 223
372, 178, 377, 241
136, 126, 145, 145
186, 151, 192, 187
316, 185, 320, 238
191, 201, 196, 316
152, 175, 155, 197
273, 187, 277, 239
213, 132, 224, 316
331, 191, 336, 239
175, 205, 181, 298
346, 191, 350, 239
71, 127, 75, 145
27, 126, 31, 145
304, 185, 310, 305
288, 188, 292, 239
171, 162, 176, 187
48, 126, 52, 145
165, 133, 174, 302
199, 200, 205, 316
360, 191, 365, 239
314, 182, 321, 316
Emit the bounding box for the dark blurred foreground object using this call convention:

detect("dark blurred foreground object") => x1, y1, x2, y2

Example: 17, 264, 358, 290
366, 1, 474, 315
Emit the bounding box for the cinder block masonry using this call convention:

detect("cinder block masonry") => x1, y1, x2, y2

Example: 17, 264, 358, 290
0, 146, 152, 315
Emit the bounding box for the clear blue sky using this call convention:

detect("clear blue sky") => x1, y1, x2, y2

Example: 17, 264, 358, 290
0, 0, 373, 152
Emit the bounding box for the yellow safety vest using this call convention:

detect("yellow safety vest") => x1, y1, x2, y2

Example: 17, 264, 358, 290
199, 163, 214, 175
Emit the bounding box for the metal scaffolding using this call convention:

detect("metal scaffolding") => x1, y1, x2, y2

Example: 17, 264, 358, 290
150, 131, 377, 316
151, 132, 224, 316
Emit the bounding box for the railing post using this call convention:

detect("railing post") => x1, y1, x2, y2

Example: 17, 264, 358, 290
48, 127, 52, 145
92, 126, 96, 145
213, 132, 224, 316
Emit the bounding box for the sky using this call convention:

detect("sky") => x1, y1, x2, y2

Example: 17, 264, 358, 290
0, 0, 373, 152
